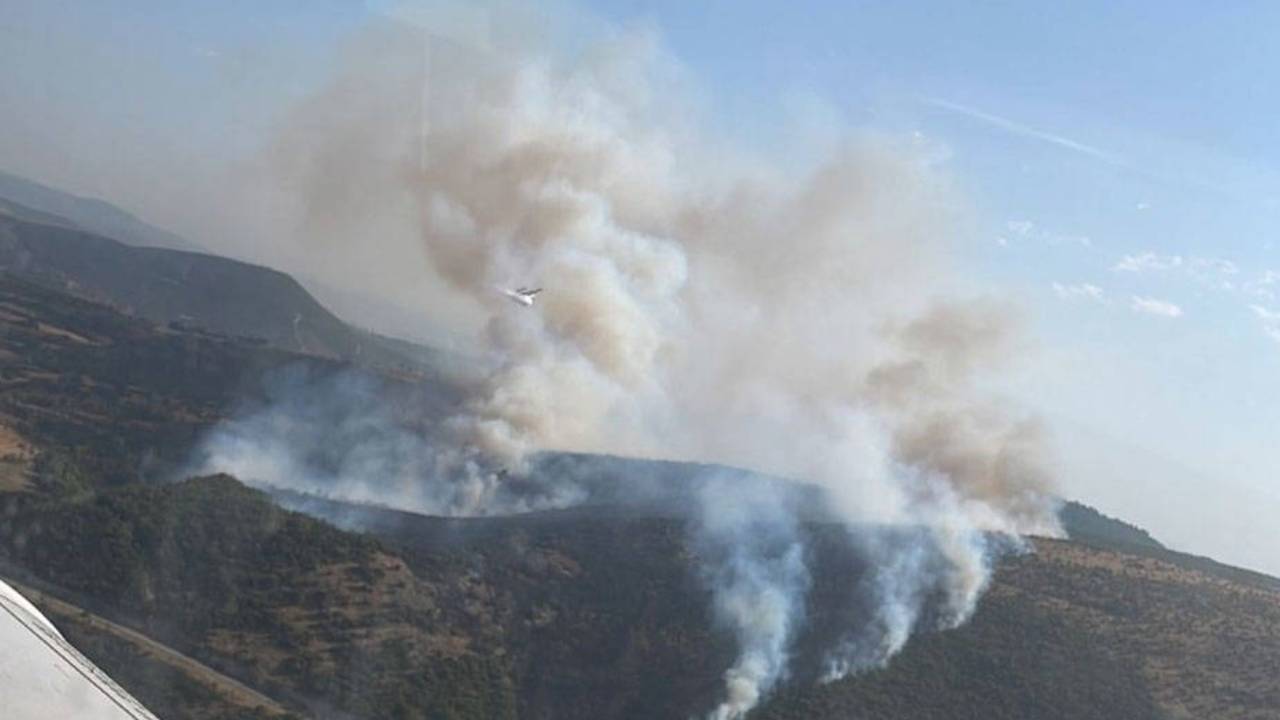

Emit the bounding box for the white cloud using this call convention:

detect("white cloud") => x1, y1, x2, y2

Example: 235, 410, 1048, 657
1112, 252, 1238, 277
1130, 296, 1183, 318
1190, 257, 1239, 275
1244, 270, 1280, 301
1003, 219, 1092, 248
1006, 219, 1034, 237
1186, 257, 1240, 291
1112, 252, 1183, 273
1052, 282, 1107, 303
1250, 305, 1280, 343
1112, 253, 1239, 291
1250, 304, 1280, 322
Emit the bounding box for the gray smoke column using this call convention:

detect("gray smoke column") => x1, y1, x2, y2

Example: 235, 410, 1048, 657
258, 3, 1063, 714
693, 475, 809, 720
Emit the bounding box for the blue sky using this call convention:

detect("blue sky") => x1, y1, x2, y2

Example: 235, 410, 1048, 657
1, 0, 1277, 572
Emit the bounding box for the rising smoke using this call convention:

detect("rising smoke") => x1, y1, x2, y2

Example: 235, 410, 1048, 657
693, 474, 809, 719
190, 366, 587, 517
197, 3, 1062, 717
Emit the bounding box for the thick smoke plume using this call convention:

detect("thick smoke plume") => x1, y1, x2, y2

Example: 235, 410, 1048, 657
197, 5, 1062, 717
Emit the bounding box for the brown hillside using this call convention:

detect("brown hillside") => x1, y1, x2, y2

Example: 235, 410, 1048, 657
1, 272, 1277, 719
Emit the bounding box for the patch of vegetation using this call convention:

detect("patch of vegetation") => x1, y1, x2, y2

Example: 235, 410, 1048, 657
1059, 500, 1164, 550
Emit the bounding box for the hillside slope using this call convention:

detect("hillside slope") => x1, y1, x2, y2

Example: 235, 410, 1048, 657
758, 536, 1280, 719
3, 475, 1278, 720
0, 275, 1277, 719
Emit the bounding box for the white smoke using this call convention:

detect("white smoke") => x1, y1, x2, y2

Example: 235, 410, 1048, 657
693, 475, 809, 720
189, 367, 586, 517
208, 3, 1064, 715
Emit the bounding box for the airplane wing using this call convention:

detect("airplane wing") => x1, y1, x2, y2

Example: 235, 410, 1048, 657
0, 579, 159, 719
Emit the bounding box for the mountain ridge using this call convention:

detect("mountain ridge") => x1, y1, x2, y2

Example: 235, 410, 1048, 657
0, 169, 202, 253
0, 208, 463, 379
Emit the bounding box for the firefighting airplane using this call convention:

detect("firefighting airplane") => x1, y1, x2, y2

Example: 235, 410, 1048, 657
500, 286, 542, 307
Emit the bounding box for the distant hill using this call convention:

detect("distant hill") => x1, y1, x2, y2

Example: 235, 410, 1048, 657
0, 195, 85, 229
0, 169, 202, 252
0, 210, 463, 377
